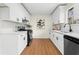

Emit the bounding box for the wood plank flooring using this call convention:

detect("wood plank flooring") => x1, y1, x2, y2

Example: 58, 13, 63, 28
21, 39, 61, 55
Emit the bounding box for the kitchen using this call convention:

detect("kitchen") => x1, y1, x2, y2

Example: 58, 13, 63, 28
0, 3, 79, 55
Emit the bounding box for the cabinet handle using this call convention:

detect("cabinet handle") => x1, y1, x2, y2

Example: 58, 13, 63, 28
23, 37, 25, 40
56, 37, 58, 40
49, 32, 51, 34
17, 18, 19, 21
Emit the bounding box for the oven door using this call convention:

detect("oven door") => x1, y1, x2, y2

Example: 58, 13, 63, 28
64, 35, 79, 55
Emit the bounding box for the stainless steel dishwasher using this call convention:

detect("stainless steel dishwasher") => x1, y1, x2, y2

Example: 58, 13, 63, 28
64, 35, 79, 55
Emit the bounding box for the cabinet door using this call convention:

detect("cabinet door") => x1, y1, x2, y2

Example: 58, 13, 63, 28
74, 4, 79, 20
18, 34, 27, 54
5, 3, 18, 22
49, 32, 64, 54
16, 4, 23, 23
49, 32, 57, 46
23, 34, 27, 49
51, 32, 58, 49
51, 7, 60, 24
18, 34, 24, 54
10, 4, 23, 22
4, 3, 22, 22
4, 3, 30, 22
57, 34, 64, 54
59, 6, 65, 23
0, 34, 17, 55
54, 33, 59, 49
25, 33, 27, 46
0, 6, 9, 20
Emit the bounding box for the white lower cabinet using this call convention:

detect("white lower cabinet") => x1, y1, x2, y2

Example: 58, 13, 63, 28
0, 34, 18, 55
57, 33, 64, 54
53, 33, 58, 48
50, 31, 64, 54
0, 32, 27, 55
18, 33, 27, 54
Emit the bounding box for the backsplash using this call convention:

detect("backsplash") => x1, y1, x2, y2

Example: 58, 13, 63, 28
52, 24, 61, 30
52, 23, 79, 33
71, 24, 79, 33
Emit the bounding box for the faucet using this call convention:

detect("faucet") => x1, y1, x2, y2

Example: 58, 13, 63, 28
69, 24, 72, 32
63, 23, 72, 32
64, 24, 66, 27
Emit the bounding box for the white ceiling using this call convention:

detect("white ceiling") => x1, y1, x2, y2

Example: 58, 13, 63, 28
23, 3, 59, 15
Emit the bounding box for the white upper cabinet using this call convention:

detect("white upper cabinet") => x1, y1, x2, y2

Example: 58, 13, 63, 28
59, 6, 65, 23
0, 4, 9, 20
74, 4, 79, 20
51, 7, 60, 24
5, 3, 19, 22
51, 6, 65, 24
19, 4, 30, 21
0, 3, 30, 23
65, 4, 79, 24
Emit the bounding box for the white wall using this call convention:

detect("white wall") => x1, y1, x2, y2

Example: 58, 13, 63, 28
30, 15, 52, 38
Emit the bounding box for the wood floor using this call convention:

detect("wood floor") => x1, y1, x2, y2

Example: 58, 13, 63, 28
21, 39, 61, 55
